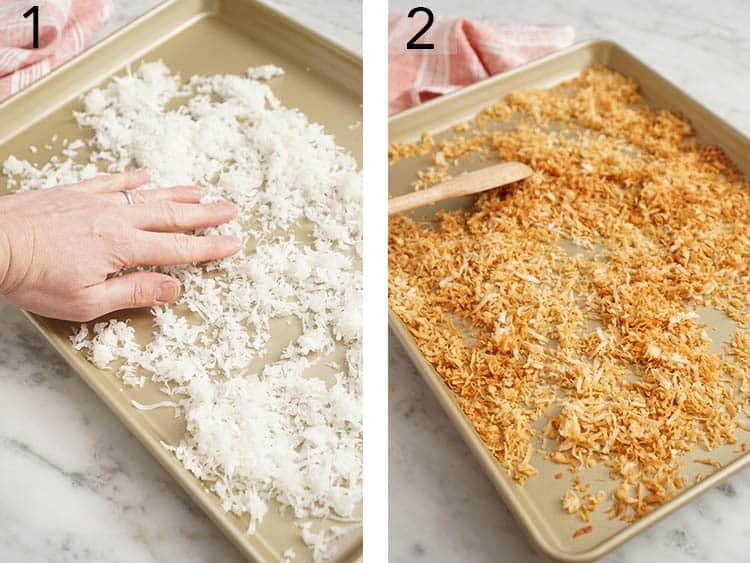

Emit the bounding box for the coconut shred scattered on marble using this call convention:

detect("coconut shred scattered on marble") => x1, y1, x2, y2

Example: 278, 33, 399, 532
2, 61, 362, 561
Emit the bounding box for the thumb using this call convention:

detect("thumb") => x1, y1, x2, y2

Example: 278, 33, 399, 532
84, 272, 180, 316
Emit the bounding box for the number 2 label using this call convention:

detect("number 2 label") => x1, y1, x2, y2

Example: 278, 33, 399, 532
406, 7, 434, 50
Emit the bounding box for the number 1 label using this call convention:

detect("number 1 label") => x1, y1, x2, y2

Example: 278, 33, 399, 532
24, 5, 39, 49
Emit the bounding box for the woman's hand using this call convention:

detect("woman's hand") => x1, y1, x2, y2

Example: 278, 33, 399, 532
0, 170, 241, 322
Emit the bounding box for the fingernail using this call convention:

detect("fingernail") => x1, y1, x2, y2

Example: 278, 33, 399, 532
218, 201, 237, 213
156, 281, 179, 304
229, 236, 243, 251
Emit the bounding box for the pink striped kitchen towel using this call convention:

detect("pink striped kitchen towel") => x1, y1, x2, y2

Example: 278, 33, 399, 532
389, 14, 574, 115
0, 0, 112, 101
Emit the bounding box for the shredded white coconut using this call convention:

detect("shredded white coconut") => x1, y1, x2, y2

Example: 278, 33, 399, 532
247, 64, 285, 81
3, 61, 362, 561
131, 399, 179, 411
299, 521, 361, 562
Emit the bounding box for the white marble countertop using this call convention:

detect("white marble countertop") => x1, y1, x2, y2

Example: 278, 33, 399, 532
0, 2, 360, 563
388, 1, 750, 562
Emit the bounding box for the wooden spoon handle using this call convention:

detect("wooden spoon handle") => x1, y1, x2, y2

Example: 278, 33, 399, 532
388, 161, 532, 216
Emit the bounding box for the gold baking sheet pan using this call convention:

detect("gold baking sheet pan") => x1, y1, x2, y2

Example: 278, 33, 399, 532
388, 39, 750, 562
0, 1, 362, 561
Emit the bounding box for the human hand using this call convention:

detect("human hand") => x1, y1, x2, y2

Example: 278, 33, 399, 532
0, 170, 241, 321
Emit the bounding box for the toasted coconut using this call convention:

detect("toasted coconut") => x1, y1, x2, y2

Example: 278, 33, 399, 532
693, 458, 722, 469
389, 65, 750, 525
562, 489, 582, 514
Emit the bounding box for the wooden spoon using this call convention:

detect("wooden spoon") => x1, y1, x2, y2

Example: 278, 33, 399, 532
388, 161, 533, 215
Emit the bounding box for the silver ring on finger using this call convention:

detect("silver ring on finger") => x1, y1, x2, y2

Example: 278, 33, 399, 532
121, 190, 145, 205
121, 190, 136, 205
